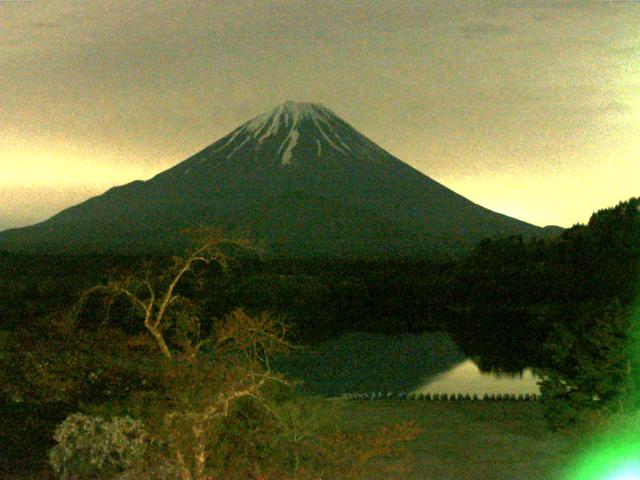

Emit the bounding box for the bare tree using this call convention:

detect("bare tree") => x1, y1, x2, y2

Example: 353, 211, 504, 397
74, 229, 294, 479
161, 308, 292, 480
75, 227, 256, 360
68, 229, 420, 480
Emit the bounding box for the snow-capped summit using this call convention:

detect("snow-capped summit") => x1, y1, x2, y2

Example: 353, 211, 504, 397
164, 101, 390, 169
245, 101, 333, 132
242, 102, 334, 160
0, 102, 559, 256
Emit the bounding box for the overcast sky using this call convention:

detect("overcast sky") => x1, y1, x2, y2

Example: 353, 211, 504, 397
1, 0, 639, 230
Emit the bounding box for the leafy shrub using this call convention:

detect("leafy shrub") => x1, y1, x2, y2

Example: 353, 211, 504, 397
536, 299, 633, 429
45, 233, 422, 480
49, 413, 148, 479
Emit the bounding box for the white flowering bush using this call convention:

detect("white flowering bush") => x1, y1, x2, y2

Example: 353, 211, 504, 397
49, 413, 148, 479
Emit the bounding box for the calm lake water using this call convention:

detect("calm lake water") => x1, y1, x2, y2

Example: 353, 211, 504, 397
412, 359, 540, 396
274, 331, 541, 396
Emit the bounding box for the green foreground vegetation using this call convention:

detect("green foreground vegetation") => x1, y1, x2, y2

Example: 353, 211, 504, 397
0, 197, 638, 479
2, 397, 634, 480
338, 399, 577, 480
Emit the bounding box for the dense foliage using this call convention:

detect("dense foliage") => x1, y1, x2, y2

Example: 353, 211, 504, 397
538, 199, 640, 428
0, 231, 421, 479
453, 198, 640, 427
1, 197, 638, 477
49, 413, 148, 479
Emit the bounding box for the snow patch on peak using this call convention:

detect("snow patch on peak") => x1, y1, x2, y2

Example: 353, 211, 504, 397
312, 117, 347, 155
255, 112, 283, 145
218, 101, 355, 166
281, 101, 330, 120
243, 101, 334, 140
280, 129, 300, 165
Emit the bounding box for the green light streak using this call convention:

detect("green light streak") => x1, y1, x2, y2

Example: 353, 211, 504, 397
562, 437, 640, 480
561, 302, 640, 480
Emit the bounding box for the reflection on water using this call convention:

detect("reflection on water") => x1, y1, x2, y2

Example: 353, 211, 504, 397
274, 331, 541, 396
273, 331, 466, 396
413, 359, 540, 396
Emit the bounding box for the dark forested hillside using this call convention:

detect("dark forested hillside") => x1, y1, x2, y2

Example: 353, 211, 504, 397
1, 197, 637, 473
1, 198, 636, 354
448, 197, 640, 374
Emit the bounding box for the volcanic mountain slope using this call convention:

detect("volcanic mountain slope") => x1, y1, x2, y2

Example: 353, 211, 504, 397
0, 101, 561, 256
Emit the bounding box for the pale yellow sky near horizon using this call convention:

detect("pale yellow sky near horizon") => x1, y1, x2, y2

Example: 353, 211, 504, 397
1, 0, 639, 231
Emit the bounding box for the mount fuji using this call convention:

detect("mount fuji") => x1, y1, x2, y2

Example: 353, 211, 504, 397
0, 101, 561, 257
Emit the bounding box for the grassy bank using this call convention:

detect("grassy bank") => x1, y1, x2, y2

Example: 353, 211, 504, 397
336, 399, 579, 480
3, 399, 581, 479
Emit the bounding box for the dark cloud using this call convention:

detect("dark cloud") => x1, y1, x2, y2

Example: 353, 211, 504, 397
529, 0, 625, 21
545, 1, 596, 10
0, 0, 638, 229
28, 21, 61, 29
460, 21, 514, 37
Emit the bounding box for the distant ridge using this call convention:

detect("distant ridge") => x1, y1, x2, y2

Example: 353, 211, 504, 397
0, 101, 562, 257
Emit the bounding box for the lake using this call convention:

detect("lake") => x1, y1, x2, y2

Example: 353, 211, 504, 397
412, 359, 540, 397
274, 331, 541, 397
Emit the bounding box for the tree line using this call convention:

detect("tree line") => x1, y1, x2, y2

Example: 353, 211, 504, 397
0, 197, 638, 476
0, 229, 421, 479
